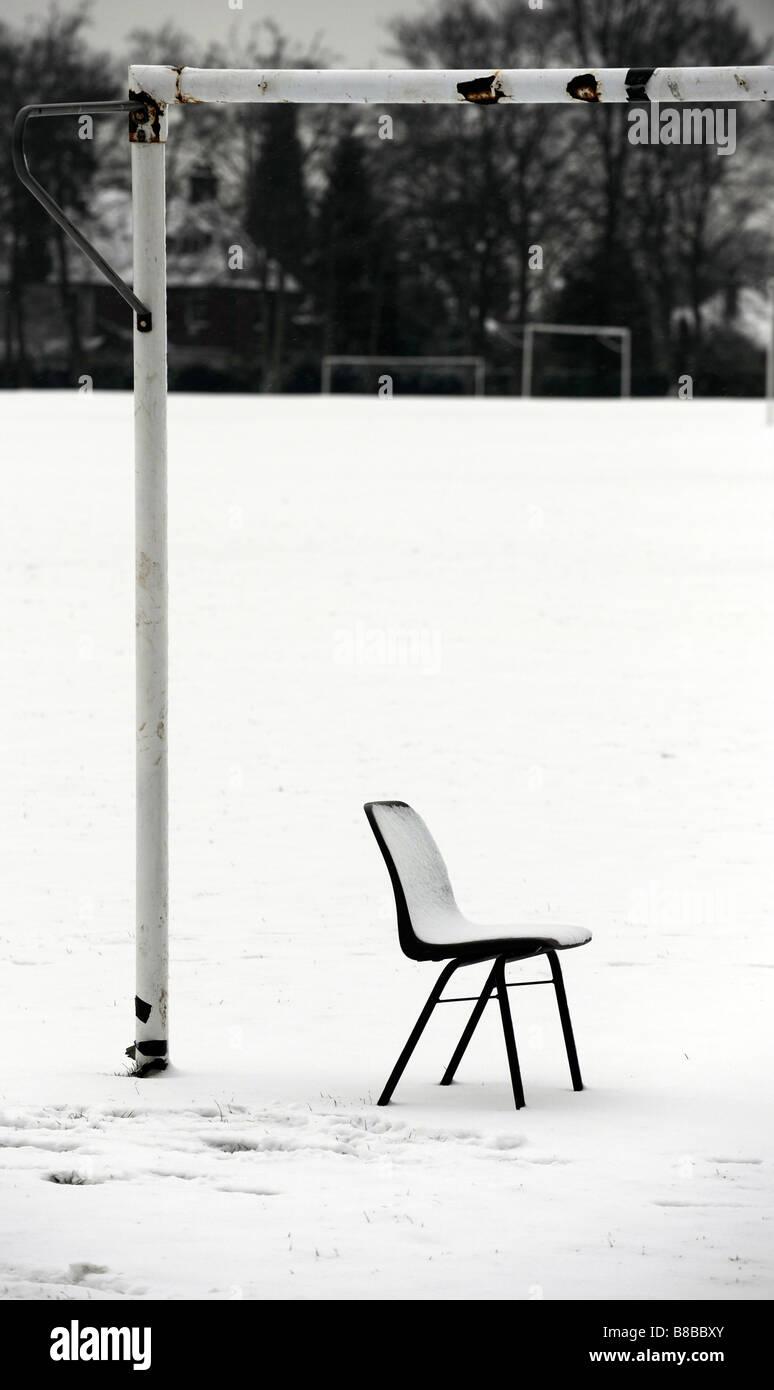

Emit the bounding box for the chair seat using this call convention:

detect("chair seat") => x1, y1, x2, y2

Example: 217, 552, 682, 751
414, 910, 591, 960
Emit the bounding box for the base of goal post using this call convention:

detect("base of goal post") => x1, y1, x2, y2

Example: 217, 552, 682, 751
125, 1044, 168, 1077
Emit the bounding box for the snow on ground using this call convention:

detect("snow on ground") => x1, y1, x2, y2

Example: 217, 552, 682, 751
0, 392, 772, 1301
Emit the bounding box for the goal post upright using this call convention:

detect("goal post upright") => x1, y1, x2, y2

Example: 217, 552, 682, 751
474, 358, 486, 397
521, 326, 535, 401
767, 278, 774, 427
621, 330, 632, 400
130, 92, 169, 1074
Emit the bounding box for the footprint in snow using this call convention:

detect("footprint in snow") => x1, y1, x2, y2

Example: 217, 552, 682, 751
709, 1158, 763, 1166
44, 1171, 111, 1185
68, 1262, 109, 1283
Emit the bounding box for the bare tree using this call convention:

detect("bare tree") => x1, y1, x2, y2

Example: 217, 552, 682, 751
0, 7, 114, 383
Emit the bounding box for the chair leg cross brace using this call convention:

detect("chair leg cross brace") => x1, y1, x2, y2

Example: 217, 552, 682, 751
377, 951, 584, 1109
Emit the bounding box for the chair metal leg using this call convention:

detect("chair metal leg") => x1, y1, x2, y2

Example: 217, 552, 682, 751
377, 959, 461, 1106
547, 949, 583, 1091
495, 957, 525, 1109
440, 962, 499, 1085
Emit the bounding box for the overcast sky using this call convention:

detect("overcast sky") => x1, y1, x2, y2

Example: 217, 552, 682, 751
2, 0, 772, 67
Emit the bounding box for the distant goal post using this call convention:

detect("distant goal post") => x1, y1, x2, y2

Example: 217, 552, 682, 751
321, 355, 486, 396
522, 324, 632, 399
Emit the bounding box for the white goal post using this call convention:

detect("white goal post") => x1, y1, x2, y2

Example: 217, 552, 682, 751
768, 279, 774, 426
321, 355, 486, 395
15, 64, 774, 1072
521, 324, 632, 399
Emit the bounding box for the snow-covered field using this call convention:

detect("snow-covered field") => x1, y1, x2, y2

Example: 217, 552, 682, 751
0, 392, 772, 1301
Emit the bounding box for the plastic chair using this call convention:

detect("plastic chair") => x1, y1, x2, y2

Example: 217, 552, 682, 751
364, 801, 591, 1109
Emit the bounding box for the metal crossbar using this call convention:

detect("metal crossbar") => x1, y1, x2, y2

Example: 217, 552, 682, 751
129, 65, 774, 106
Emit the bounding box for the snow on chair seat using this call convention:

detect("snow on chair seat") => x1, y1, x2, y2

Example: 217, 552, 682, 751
364, 801, 591, 1110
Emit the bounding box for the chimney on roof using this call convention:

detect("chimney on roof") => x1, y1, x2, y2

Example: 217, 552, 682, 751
189, 163, 218, 204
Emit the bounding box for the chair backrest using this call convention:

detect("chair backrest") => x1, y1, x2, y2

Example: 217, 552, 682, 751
363, 801, 460, 959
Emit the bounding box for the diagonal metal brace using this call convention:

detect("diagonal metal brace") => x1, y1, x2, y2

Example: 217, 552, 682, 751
12, 100, 154, 332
